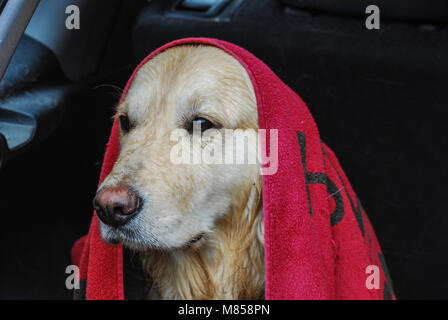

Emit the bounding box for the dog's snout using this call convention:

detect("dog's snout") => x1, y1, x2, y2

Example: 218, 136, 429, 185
93, 186, 141, 228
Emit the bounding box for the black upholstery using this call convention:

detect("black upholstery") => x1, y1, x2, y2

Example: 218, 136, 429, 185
0, 35, 63, 97
280, 0, 448, 23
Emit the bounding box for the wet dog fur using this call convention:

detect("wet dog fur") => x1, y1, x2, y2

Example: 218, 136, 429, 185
97, 45, 264, 299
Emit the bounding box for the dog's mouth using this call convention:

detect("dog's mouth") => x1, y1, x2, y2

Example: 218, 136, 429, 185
100, 222, 207, 250
100, 225, 134, 247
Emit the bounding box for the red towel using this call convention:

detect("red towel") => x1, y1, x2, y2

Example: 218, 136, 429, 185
72, 38, 394, 300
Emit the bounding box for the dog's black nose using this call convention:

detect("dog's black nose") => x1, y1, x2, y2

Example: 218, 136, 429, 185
93, 186, 141, 228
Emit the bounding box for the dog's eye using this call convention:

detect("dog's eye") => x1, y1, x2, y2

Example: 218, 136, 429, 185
119, 114, 131, 133
188, 117, 216, 133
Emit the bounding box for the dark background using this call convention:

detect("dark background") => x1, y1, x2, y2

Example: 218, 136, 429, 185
0, 0, 447, 299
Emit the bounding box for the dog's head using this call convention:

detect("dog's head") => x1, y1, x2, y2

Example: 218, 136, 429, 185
94, 45, 260, 250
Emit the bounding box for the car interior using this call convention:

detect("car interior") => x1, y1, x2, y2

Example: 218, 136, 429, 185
0, 0, 447, 299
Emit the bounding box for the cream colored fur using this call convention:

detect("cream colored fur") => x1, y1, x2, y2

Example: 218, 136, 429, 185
98, 45, 264, 299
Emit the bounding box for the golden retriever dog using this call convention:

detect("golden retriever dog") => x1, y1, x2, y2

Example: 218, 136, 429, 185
93, 45, 264, 299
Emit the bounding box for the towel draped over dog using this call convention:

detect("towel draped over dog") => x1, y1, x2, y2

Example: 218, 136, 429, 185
71, 38, 394, 300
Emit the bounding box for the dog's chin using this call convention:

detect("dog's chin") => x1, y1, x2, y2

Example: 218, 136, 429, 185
99, 222, 206, 251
